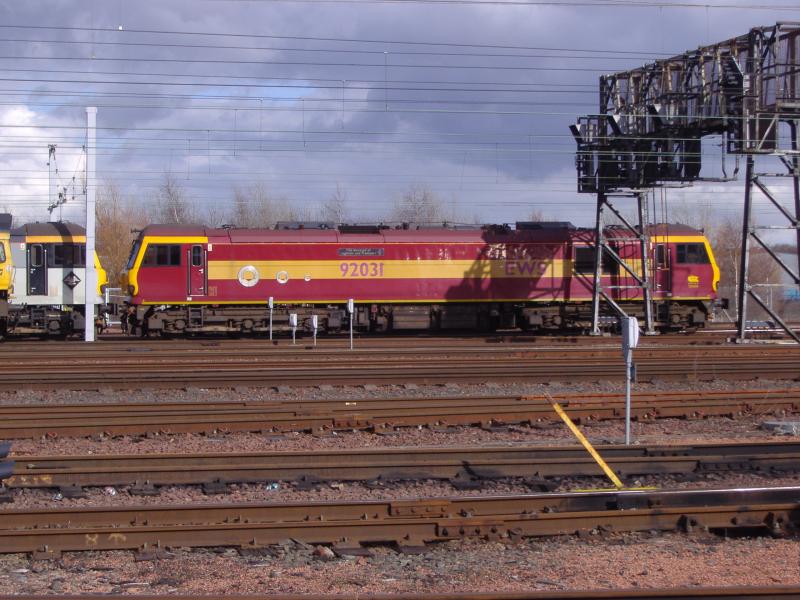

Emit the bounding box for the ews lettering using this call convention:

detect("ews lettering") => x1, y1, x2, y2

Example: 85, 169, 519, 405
505, 260, 547, 276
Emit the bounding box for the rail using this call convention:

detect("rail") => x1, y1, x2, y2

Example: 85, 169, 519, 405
1, 486, 798, 556
7, 441, 800, 493
1, 388, 797, 438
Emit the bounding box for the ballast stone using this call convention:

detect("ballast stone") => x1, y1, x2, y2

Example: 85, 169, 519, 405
762, 421, 800, 436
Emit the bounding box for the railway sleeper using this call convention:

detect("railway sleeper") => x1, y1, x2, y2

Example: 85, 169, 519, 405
202, 479, 229, 495
129, 480, 159, 496
58, 483, 85, 499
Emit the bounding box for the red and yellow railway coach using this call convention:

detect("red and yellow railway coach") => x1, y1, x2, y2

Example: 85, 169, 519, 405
121, 221, 719, 335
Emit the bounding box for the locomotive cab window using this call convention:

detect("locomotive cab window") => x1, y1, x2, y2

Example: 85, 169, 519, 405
0, 243, 5, 263
573, 246, 618, 275
676, 243, 709, 264
126, 240, 141, 269
142, 244, 182, 266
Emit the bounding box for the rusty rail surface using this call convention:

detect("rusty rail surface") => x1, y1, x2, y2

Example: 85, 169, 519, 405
8, 441, 800, 493
6, 589, 800, 600
7, 589, 800, 599
1, 388, 798, 438
1, 486, 798, 556
0, 345, 797, 390
0, 321, 764, 351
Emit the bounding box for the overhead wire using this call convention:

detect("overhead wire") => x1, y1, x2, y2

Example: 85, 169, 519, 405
0, 18, 795, 222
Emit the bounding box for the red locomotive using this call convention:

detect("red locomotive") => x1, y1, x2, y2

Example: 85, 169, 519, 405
121, 221, 719, 335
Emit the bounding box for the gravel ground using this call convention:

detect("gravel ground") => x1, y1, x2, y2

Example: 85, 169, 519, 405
1, 533, 798, 594
3, 378, 799, 406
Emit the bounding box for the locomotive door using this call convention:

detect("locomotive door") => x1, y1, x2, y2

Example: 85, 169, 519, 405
188, 244, 206, 296
654, 244, 671, 293
27, 243, 46, 295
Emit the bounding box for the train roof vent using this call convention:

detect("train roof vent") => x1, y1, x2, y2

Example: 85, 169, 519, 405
483, 223, 512, 234
274, 221, 337, 230
338, 224, 389, 234
448, 223, 484, 230
0, 213, 11, 231
412, 222, 479, 230
516, 221, 575, 230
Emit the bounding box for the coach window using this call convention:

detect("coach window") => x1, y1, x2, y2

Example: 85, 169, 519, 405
52, 244, 66, 267
51, 244, 85, 268
573, 247, 594, 273
142, 244, 182, 266
191, 245, 203, 267
676, 243, 709, 264
573, 246, 618, 275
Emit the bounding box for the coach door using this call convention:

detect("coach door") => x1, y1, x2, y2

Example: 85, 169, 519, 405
27, 243, 46, 295
188, 244, 206, 296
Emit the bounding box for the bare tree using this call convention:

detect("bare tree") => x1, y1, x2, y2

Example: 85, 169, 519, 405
229, 183, 299, 228
390, 185, 452, 223
96, 182, 147, 285
153, 172, 191, 224
529, 208, 546, 222
320, 184, 349, 224
707, 215, 782, 319
202, 202, 227, 228
665, 199, 714, 232
231, 185, 258, 227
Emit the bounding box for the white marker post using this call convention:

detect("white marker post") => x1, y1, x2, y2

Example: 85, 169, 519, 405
268, 296, 274, 342
347, 298, 354, 350
621, 316, 640, 445
84, 107, 97, 342
311, 314, 318, 348
289, 313, 298, 345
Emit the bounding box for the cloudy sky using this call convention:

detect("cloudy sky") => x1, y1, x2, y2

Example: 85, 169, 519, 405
0, 0, 797, 233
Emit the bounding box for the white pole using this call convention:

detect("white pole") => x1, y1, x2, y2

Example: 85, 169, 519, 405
84, 107, 97, 343
621, 315, 639, 446
290, 313, 297, 345
312, 314, 318, 348
268, 296, 273, 342
347, 298, 354, 350
625, 351, 632, 445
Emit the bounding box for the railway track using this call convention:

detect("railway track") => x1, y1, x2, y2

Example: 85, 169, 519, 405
13, 590, 800, 599
7, 441, 800, 493
11, 590, 800, 600
1, 486, 798, 556
1, 388, 797, 438
0, 343, 797, 390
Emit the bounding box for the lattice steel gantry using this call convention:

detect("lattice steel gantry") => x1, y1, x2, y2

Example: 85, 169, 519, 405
572, 22, 800, 342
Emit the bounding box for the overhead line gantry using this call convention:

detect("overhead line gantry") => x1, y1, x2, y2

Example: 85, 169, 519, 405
571, 21, 800, 342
